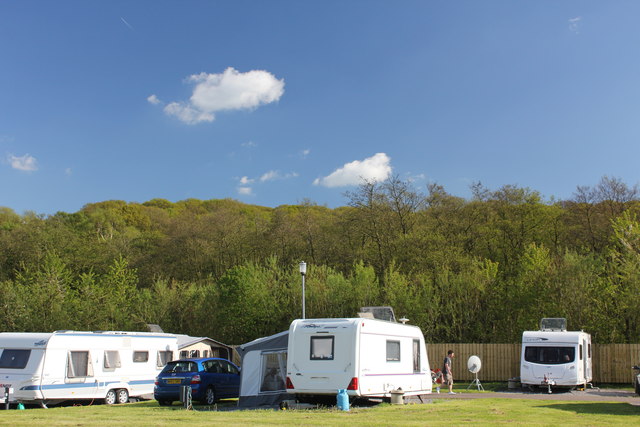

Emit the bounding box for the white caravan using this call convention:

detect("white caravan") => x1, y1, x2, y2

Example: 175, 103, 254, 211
286, 318, 431, 401
0, 331, 177, 406
520, 318, 592, 391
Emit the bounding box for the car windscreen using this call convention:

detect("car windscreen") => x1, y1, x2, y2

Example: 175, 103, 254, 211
524, 346, 575, 364
0, 349, 32, 369
161, 361, 198, 373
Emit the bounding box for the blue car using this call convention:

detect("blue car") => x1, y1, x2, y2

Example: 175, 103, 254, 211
154, 357, 241, 406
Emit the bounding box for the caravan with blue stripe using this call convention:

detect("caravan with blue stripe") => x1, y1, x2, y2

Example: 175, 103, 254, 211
0, 331, 177, 407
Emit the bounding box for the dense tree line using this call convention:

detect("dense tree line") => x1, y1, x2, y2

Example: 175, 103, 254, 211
1, 176, 639, 345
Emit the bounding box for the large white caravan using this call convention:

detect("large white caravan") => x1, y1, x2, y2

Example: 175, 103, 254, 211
0, 331, 177, 406
285, 317, 431, 401
520, 318, 592, 391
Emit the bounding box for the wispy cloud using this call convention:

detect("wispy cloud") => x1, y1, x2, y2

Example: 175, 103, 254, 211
242, 141, 257, 148
147, 94, 161, 105
8, 154, 38, 172
405, 172, 426, 183
237, 186, 253, 196
120, 17, 134, 31
313, 153, 392, 187
159, 67, 285, 125
301, 149, 310, 159
260, 170, 298, 182
568, 16, 582, 34
236, 169, 298, 196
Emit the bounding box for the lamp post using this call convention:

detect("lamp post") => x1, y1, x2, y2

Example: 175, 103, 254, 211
299, 261, 307, 319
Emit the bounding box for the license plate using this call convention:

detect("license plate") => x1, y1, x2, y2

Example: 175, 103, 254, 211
167, 379, 181, 384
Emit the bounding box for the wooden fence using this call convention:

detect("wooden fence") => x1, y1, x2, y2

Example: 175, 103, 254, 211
428, 343, 640, 384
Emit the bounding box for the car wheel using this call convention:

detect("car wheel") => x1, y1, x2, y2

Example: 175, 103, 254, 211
158, 400, 172, 406
116, 388, 129, 404
203, 387, 216, 405
104, 389, 117, 405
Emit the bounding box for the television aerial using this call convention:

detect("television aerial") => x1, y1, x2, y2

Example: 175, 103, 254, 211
467, 355, 484, 391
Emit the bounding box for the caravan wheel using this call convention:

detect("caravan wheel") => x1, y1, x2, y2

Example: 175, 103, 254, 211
116, 389, 129, 404
104, 390, 117, 405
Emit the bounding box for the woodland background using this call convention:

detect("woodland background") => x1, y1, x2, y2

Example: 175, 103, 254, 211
1, 176, 640, 345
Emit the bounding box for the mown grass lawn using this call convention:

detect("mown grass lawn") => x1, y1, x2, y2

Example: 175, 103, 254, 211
0, 397, 638, 426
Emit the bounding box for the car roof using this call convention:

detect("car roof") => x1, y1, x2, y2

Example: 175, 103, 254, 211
170, 357, 230, 363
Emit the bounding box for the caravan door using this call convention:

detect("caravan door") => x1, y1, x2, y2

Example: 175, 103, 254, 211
583, 337, 592, 383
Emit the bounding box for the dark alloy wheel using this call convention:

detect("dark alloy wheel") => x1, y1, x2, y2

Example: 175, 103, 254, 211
203, 387, 216, 405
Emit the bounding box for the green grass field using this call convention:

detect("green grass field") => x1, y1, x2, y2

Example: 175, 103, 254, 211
0, 396, 638, 426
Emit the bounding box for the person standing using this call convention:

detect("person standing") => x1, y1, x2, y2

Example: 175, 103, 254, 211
443, 350, 455, 394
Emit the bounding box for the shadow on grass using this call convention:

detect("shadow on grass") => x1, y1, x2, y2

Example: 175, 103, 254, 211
539, 402, 640, 416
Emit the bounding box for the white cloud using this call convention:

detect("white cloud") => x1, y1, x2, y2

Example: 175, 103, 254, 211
237, 186, 253, 195
569, 16, 582, 34
147, 94, 162, 105
9, 154, 38, 172
301, 149, 310, 158
162, 67, 285, 124
242, 141, 257, 148
313, 153, 392, 187
260, 170, 298, 182
164, 102, 214, 125
239, 176, 254, 185
260, 170, 279, 182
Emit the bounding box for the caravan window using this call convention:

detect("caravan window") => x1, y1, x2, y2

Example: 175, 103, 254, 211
386, 340, 401, 362
157, 351, 173, 367
103, 350, 121, 369
524, 346, 575, 364
0, 349, 31, 369
133, 351, 149, 363
260, 351, 287, 393
579, 345, 583, 361
67, 351, 93, 378
310, 336, 334, 360
412, 340, 421, 372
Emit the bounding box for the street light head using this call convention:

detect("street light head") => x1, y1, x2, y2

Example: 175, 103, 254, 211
299, 261, 307, 275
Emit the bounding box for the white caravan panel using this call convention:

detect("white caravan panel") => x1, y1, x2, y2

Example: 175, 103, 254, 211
286, 318, 431, 399
520, 330, 592, 388
0, 331, 177, 405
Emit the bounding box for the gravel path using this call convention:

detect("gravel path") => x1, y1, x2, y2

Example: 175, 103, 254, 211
411, 388, 640, 406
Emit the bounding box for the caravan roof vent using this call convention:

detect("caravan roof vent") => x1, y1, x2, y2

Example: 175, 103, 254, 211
540, 318, 567, 332
359, 306, 396, 322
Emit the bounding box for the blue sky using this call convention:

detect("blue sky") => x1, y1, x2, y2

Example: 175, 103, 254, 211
2, 1, 640, 214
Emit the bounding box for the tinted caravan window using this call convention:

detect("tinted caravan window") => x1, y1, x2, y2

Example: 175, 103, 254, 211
524, 346, 575, 364
310, 336, 334, 360
386, 340, 401, 362
0, 349, 31, 369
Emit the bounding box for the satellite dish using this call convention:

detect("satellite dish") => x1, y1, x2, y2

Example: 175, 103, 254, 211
467, 355, 484, 391
468, 355, 482, 374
